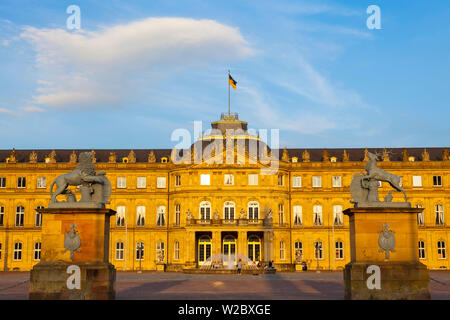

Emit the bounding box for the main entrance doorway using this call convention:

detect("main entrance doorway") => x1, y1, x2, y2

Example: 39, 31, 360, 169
248, 236, 261, 263
222, 235, 236, 267
198, 236, 212, 266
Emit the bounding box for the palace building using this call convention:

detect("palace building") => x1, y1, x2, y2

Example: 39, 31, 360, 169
0, 113, 449, 272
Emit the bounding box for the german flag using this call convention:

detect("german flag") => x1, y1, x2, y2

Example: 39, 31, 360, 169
229, 74, 237, 90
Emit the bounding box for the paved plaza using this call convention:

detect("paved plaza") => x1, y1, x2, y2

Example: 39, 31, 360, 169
0, 271, 448, 300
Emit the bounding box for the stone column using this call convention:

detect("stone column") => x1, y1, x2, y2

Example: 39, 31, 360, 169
238, 231, 246, 257
212, 231, 221, 256
263, 231, 273, 263
184, 231, 196, 268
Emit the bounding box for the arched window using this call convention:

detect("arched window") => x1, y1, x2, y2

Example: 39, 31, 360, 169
199, 201, 211, 220
293, 205, 302, 226
313, 204, 323, 226
174, 241, 180, 260
418, 240, 426, 259
34, 242, 41, 261
13, 242, 22, 261
248, 236, 261, 262
435, 204, 445, 226
35, 206, 43, 227
136, 206, 145, 226
278, 204, 284, 225
15, 206, 24, 227
157, 206, 166, 226
437, 241, 446, 259
115, 241, 124, 260
223, 201, 235, 220
248, 201, 259, 219
116, 206, 126, 227
136, 242, 144, 260
333, 205, 343, 226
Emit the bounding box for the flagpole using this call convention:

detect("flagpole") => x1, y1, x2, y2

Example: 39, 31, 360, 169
228, 70, 231, 116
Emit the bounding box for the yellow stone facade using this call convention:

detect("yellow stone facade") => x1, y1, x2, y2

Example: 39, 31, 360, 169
0, 119, 449, 272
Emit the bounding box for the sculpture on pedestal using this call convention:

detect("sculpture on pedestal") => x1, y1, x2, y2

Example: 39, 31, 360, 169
350, 151, 409, 207
49, 152, 111, 208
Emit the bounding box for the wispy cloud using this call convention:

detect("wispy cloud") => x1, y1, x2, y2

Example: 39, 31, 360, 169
21, 17, 255, 109
0, 107, 17, 116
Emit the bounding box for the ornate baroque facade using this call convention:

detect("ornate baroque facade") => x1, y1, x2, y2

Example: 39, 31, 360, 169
0, 115, 449, 272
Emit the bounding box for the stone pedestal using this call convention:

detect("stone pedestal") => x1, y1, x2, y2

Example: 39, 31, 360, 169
29, 208, 116, 300
343, 207, 430, 300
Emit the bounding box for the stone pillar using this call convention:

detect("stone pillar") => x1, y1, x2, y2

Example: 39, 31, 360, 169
238, 231, 246, 256
263, 231, 273, 263
184, 231, 196, 268
343, 207, 430, 300
212, 231, 221, 256
29, 208, 116, 300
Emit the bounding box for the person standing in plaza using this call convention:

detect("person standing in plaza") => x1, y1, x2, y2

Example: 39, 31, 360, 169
237, 259, 242, 275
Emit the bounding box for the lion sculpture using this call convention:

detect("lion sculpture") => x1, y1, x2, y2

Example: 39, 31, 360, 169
50, 152, 111, 206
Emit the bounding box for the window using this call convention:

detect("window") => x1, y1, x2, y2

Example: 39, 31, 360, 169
418, 241, 426, 259
330, 157, 337, 162
437, 241, 446, 259
115, 242, 124, 260
335, 241, 344, 260
435, 204, 445, 226
136, 206, 145, 226
293, 205, 302, 226
416, 204, 424, 226
333, 205, 343, 226
223, 201, 235, 220
175, 204, 181, 226
117, 177, 126, 189
224, 174, 234, 185
37, 177, 46, 189
0, 177, 5, 188
280, 241, 285, 260
200, 174, 210, 186
408, 156, 415, 162
412, 176, 422, 187
175, 175, 181, 187
13, 242, 22, 261
313, 205, 323, 226
17, 177, 26, 188
314, 241, 323, 260
278, 175, 284, 186
0, 206, 4, 226
292, 157, 298, 163
295, 242, 303, 260
156, 242, 165, 261
248, 201, 259, 219
0, 243, 2, 260
34, 242, 41, 261
35, 206, 43, 227
248, 174, 258, 186
157, 177, 166, 188
292, 176, 302, 188
156, 206, 166, 226
15, 206, 24, 227
137, 177, 146, 189
174, 241, 180, 260
278, 204, 284, 225
332, 176, 342, 188
312, 176, 322, 188
136, 242, 144, 260
116, 206, 126, 227
199, 202, 211, 220
433, 175, 442, 187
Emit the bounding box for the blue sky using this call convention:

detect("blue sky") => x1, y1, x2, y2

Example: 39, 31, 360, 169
0, 0, 449, 149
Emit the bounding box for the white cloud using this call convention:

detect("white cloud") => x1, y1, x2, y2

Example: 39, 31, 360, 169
21, 17, 254, 109
20, 106, 46, 113
0, 108, 16, 116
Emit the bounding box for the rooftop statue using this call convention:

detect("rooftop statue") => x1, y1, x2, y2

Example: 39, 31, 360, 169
49, 152, 111, 208
350, 151, 410, 208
